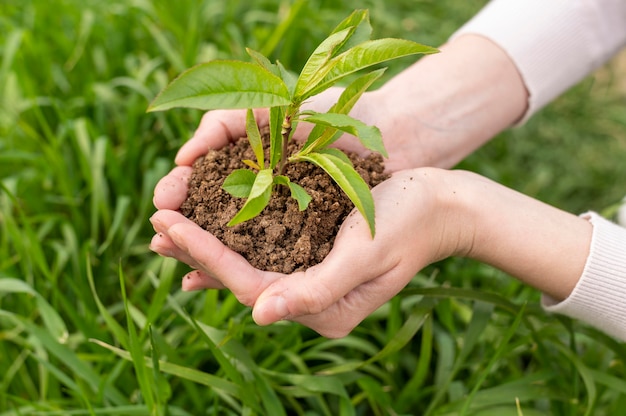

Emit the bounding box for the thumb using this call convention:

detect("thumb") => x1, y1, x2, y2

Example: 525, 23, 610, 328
251, 214, 399, 326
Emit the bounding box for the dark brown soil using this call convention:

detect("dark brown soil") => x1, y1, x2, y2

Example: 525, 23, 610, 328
181, 135, 387, 273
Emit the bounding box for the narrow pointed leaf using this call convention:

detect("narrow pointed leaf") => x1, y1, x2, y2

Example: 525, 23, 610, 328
91, 339, 241, 397
242, 159, 261, 170
227, 169, 273, 226
329, 9, 372, 56
222, 169, 256, 198
246, 109, 265, 168
0, 278, 69, 344
302, 68, 386, 152
302, 112, 387, 157
305, 147, 353, 166
294, 27, 353, 98
329, 68, 386, 115
246, 47, 280, 76
304, 39, 439, 99
148, 60, 290, 112
277, 60, 298, 97
299, 150, 376, 237
269, 105, 286, 169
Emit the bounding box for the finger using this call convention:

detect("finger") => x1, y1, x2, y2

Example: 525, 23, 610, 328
149, 231, 203, 270
167, 221, 281, 307
151, 210, 278, 305
150, 211, 205, 269
153, 166, 192, 210
252, 208, 401, 326
292, 265, 414, 338
175, 109, 269, 166
252, 173, 434, 336
182, 269, 226, 291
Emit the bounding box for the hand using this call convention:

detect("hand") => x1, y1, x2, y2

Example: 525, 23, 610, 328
151, 167, 468, 337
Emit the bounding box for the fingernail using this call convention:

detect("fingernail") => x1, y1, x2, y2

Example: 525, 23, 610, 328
149, 214, 162, 228
261, 296, 289, 321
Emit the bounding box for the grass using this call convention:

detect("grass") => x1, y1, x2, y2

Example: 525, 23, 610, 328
1, 0, 626, 414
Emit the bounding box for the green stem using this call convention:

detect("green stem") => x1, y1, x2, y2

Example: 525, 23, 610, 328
278, 106, 297, 175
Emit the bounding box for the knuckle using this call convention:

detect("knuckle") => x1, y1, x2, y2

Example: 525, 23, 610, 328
319, 326, 352, 339
297, 284, 334, 316
235, 293, 256, 308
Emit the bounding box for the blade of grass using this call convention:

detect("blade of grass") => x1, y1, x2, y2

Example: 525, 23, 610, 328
86, 257, 129, 348
425, 301, 495, 415
90, 339, 242, 409
459, 304, 526, 415
0, 278, 68, 344
0, 310, 128, 405
318, 297, 435, 375
119, 264, 158, 413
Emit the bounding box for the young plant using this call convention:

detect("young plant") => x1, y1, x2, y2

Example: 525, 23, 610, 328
148, 10, 438, 237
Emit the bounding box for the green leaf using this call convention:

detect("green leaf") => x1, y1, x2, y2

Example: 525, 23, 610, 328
277, 60, 298, 97
148, 60, 291, 112
246, 47, 280, 76
246, 109, 265, 168
274, 175, 312, 211
86, 257, 129, 348
301, 111, 387, 157
308, 147, 353, 166
227, 169, 274, 226
242, 159, 262, 170
298, 150, 376, 237
288, 182, 312, 211
330, 68, 386, 115
302, 68, 386, 152
293, 27, 354, 99
328, 9, 372, 56
258, 0, 307, 62
0, 278, 69, 344
91, 339, 241, 399
223, 169, 256, 198
293, 10, 373, 99
119, 266, 156, 412
304, 39, 438, 99
320, 297, 436, 375
0, 310, 127, 405
269, 105, 286, 169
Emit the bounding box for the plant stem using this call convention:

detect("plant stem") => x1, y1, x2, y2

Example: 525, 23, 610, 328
278, 110, 294, 176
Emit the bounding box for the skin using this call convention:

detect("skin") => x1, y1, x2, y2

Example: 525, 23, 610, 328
150, 35, 593, 338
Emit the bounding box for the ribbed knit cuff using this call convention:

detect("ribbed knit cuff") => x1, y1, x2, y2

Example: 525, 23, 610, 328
542, 212, 626, 341
450, 0, 626, 125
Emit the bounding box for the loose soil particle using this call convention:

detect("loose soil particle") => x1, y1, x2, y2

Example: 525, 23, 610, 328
181, 136, 388, 273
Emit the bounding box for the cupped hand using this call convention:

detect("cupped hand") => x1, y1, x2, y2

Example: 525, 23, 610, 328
150, 83, 469, 337
151, 167, 468, 337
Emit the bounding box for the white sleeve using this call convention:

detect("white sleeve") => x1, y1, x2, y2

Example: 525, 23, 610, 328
542, 212, 626, 341
451, 0, 626, 123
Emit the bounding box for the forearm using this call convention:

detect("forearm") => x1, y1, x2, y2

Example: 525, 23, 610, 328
445, 170, 592, 300
366, 34, 528, 169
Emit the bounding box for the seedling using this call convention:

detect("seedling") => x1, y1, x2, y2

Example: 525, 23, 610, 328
148, 9, 437, 236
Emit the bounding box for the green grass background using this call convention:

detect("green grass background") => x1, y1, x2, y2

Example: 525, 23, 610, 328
2, 0, 626, 414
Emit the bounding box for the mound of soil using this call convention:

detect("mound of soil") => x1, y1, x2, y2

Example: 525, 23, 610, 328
181, 136, 387, 273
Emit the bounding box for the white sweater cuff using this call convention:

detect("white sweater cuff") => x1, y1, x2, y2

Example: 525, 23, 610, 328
542, 212, 626, 341
451, 0, 626, 124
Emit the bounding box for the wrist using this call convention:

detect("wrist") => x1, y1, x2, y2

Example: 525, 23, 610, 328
449, 171, 592, 300
408, 168, 481, 262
